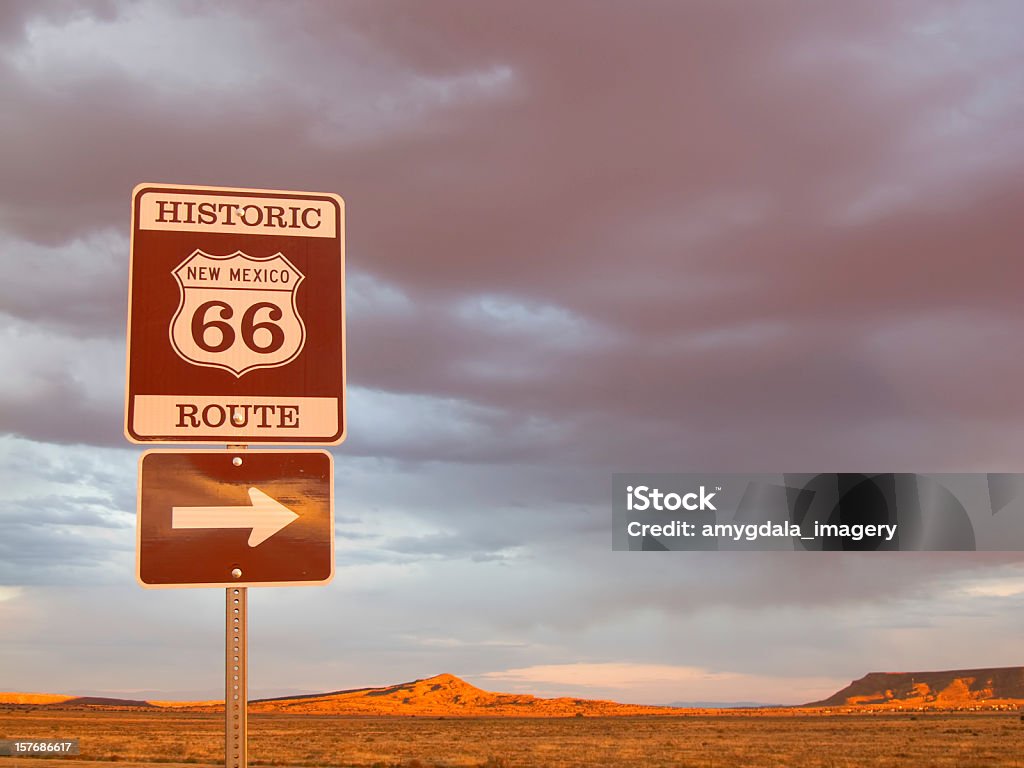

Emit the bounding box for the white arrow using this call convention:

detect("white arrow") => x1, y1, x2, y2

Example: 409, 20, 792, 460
172, 487, 299, 547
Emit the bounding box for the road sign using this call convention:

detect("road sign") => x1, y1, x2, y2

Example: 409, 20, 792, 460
125, 183, 345, 444
137, 450, 334, 588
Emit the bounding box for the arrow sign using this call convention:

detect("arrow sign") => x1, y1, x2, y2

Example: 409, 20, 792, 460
138, 450, 333, 588
172, 487, 299, 547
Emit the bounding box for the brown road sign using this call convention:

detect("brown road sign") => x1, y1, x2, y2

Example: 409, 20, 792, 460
125, 183, 345, 444
137, 450, 334, 588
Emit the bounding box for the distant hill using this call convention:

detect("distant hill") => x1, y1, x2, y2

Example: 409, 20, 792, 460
806, 667, 1024, 709
247, 673, 678, 716
0, 693, 155, 710
0, 674, 680, 717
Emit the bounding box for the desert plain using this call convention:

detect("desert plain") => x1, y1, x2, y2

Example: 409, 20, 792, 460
3, 671, 1024, 767
2, 708, 1023, 768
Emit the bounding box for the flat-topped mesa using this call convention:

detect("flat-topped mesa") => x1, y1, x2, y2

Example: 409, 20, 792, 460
806, 667, 1024, 708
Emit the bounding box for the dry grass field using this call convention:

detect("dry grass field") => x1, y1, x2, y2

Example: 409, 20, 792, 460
2, 709, 1024, 768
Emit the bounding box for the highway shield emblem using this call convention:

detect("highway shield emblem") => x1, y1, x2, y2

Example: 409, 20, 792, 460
169, 250, 306, 377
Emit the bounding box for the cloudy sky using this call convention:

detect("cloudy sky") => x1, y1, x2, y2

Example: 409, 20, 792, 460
2, 0, 1024, 706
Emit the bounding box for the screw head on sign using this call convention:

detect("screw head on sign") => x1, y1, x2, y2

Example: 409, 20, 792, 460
231, 568, 242, 579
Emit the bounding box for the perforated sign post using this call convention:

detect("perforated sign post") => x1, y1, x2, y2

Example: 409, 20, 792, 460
126, 184, 344, 768
125, 183, 345, 445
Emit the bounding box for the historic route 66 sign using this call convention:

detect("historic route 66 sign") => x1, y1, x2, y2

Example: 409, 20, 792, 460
170, 250, 306, 377
125, 183, 345, 444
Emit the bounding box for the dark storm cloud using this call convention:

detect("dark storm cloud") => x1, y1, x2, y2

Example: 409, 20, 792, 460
2, 0, 1022, 469
0, 326, 123, 446
0, 234, 127, 337
333, 2, 1024, 474
335, 2, 1024, 467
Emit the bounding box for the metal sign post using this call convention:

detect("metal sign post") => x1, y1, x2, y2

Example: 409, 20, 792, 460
226, 587, 247, 768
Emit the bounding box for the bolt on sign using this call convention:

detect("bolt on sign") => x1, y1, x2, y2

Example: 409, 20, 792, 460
125, 183, 345, 444
137, 450, 334, 588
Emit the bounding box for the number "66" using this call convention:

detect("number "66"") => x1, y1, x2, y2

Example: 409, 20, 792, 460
191, 300, 285, 354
